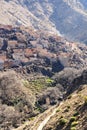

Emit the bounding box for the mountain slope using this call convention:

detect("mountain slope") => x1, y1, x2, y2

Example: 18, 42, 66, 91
1, 0, 87, 42
11, 74, 87, 130
44, 85, 87, 130
0, 0, 59, 34
0, 24, 87, 130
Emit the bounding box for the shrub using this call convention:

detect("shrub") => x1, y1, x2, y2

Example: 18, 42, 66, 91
60, 116, 63, 118
84, 96, 87, 105
74, 102, 78, 105
59, 118, 68, 125
70, 116, 76, 122
71, 121, 78, 127
67, 105, 70, 109
67, 95, 72, 99
73, 112, 79, 116
56, 109, 60, 113
28, 117, 34, 121
70, 127, 76, 130
64, 108, 69, 112
45, 78, 54, 86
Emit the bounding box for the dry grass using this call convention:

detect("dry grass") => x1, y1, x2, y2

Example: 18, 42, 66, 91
44, 85, 87, 130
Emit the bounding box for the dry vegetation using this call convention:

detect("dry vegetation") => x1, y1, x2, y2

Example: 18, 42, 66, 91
44, 85, 87, 130
0, 70, 36, 130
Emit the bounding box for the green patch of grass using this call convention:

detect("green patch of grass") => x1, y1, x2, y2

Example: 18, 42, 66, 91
30, 78, 54, 92
45, 78, 54, 86
30, 79, 45, 91
22, 77, 55, 93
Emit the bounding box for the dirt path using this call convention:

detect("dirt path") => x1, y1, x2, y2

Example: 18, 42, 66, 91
12, 103, 63, 130
37, 107, 57, 130
37, 102, 63, 130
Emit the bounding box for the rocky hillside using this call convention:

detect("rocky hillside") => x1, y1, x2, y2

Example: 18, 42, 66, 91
44, 85, 87, 130
0, 70, 63, 130
0, 1, 87, 129
8, 68, 87, 130
0, 0, 59, 34
0, 25, 87, 130
1, 0, 87, 42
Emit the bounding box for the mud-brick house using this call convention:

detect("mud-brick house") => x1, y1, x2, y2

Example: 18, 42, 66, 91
0, 25, 12, 30
16, 32, 26, 43
12, 27, 21, 33
17, 42, 26, 49
0, 60, 4, 70
8, 40, 18, 48
0, 25, 13, 38
4, 60, 12, 69
24, 48, 37, 58
0, 53, 7, 70
0, 38, 4, 49
21, 57, 29, 66
0, 53, 7, 60
12, 49, 25, 61
4, 60, 20, 69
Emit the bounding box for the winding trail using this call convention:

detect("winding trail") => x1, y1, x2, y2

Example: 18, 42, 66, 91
37, 107, 58, 130
37, 102, 63, 130
13, 103, 63, 130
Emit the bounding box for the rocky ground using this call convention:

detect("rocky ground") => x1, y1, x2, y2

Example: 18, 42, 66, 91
43, 85, 87, 130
